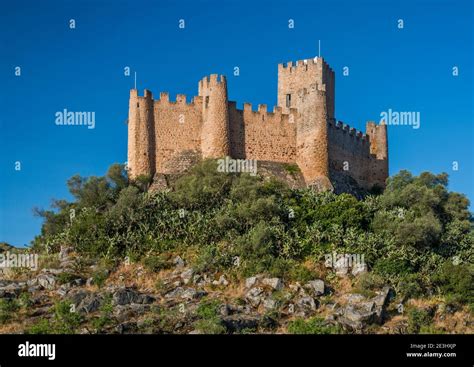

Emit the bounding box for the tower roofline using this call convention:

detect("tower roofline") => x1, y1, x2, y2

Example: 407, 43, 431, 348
278, 56, 332, 70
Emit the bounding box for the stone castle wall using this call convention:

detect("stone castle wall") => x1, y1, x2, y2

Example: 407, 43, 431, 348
228, 103, 298, 163
153, 93, 202, 174
127, 56, 389, 192
328, 121, 372, 189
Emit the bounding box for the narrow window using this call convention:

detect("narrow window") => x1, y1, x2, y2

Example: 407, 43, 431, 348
286, 94, 291, 107
205, 96, 209, 108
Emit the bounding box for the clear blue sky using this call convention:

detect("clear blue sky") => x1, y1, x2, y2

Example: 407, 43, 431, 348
1, 0, 473, 247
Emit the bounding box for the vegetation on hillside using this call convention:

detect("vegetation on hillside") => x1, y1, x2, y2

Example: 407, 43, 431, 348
32, 160, 474, 312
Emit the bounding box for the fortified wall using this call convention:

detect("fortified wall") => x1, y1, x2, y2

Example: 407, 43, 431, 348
127, 56, 388, 192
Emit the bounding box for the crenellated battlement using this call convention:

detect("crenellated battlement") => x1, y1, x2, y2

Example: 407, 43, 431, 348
278, 56, 332, 70
198, 74, 227, 96
236, 102, 298, 123
146, 91, 204, 108
277, 57, 335, 86
127, 54, 388, 192
330, 120, 367, 141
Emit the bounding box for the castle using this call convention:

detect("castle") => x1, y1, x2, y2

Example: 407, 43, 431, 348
127, 56, 388, 192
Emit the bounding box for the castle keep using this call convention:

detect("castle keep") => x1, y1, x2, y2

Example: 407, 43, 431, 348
127, 56, 388, 191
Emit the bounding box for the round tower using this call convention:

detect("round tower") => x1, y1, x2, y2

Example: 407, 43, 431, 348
199, 74, 230, 158
295, 83, 333, 190
127, 89, 155, 179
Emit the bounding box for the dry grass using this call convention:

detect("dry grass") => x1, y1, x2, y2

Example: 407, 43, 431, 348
106, 263, 162, 292
0, 321, 24, 334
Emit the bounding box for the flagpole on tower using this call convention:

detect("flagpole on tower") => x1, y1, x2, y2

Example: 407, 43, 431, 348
134, 71, 137, 90
318, 40, 321, 57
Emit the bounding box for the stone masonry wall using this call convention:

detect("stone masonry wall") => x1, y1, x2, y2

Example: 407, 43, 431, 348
328, 121, 372, 189
228, 102, 297, 163
153, 93, 203, 174
127, 56, 388, 192
278, 58, 335, 119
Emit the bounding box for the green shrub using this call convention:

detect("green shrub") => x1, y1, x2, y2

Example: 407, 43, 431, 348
288, 263, 315, 283
27, 301, 83, 334
32, 163, 473, 308
57, 272, 79, 285
419, 325, 445, 334
92, 269, 109, 289
236, 221, 281, 261
191, 243, 235, 274
374, 257, 415, 277
397, 274, 424, 299
283, 163, 300, 176
193, 318, 226, 334
143, 254, 172, 272
52, 301, 83, 334
193, 299, 226, 334
154, 307, 185, 334
407, 307, 433, 334
354, 272, 385, 298
0, 299, 19, 324
288, 317, 341, 334
432, 262, 474, 305
91, 295, 113, 333
196, 299, 221, 319
26, 319, 54, 334
18, 292, 33, 309
169, 159, 232, 211
108, 186, 142, 220
300, 193, 370, 231
132, 174, 153, 192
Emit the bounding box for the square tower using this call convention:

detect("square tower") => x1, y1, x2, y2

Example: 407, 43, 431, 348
277, 56, 335, 119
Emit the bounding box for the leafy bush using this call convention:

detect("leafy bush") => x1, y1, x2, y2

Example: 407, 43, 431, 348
373, 256, 415, 277
288, 263, 315, 283
32, 162, 473, 307
18, 292, 33, 309
52, 301, 83, 334
92, 268, 109, 289
432, 262, 474, 306
193, 318, 226, 334
195, 299, 221, 319
418, 325, 445, 334
396, 274, 425, 299
287, 317, 341, 334
169, 159, 232, 211
154, 307, 186, 334
354, 272, 385, 298
0, 299, 19, 324
283, 163, 300, 177
193, 299, 226, 334
26, 319, 53, 334
27, 301, 83, 334
143, 254, 173, 272
56, 272, 79, 285
407, 307, 433, 334
91, 295, 114, 333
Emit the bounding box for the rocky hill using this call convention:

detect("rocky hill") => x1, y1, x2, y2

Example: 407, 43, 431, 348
1, 161, 472, 334
0, 245, 471, 334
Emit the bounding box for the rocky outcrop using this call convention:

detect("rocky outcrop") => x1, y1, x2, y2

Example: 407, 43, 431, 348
0, 246, 405, 335
334, 287, 393, 331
